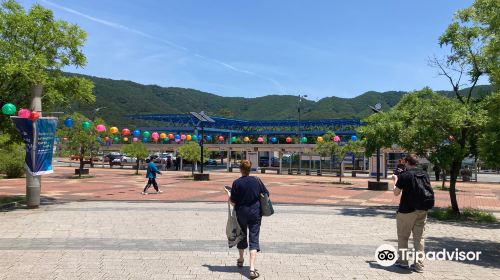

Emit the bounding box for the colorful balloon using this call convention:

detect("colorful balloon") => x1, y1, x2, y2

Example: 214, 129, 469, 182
351, 135, 357, 141
18, 108, 31, 118
152, 132, 159, 139
143, 137, 149, 142
243, 137, 250, 142
286, 137, 292, 143
218, 135, 224, 141
122, 128, 131, 136
257, 137, 264, 143
123, 137, 129, 142
132, 137, 138, 142
301, 137, 307, 143
192, 135, 198, 141
168, 133, 174, 140
163, 138, 168, 143
231, 136, 237, 143
110, 127, 119, 134
160, 133, 167, 139
113, 136, 119, 143
64, 118, 74, 128
333, 136, 340, 142
206, 135, 212, 141
1, 103, 16, 115
175, 138, 181, 143
96, 124, 106, 132
181, 134, 186, 140
186, 134, 192, 141
104, 137, 110, 142
317, 136, 324, 142
271, 137, 277, 143
175, 134, 181, 140
29, 111, 40, 121
82, 121, 91, 130
143, 131, 151, 138
133, 130, 141, 137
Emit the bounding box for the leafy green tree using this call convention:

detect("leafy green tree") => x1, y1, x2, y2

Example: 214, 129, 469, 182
177, 142, 209, 175
57, 113, 101, 177
121, 142, 149, 175
359, 88, 488, 213
0, 0, 94, 136
478, 91, 500, 168
0, 134, 25, 178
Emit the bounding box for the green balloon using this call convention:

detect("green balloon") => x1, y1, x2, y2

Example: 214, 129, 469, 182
231, 136, 237, 142
301, 137, 308, 143
1, 103, 16, 115
143, 131, 151, 138
113, 136, 119, 143
82, 121, 91, 130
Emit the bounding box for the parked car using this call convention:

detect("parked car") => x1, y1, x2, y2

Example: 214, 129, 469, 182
259, 158, 269, 167
271, 157, 280, 167
120, 154, 137, 163
207, 158, 217, 166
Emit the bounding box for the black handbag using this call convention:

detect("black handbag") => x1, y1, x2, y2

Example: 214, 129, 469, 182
257, 177, 274, 216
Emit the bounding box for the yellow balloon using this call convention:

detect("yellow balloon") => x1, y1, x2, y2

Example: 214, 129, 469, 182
123, 137, 129, 142
160, 133, 167, 139
244, 137, 250, 142
110, 127, 119, 134
186, 134, 192, 141
317, 136, 324, 142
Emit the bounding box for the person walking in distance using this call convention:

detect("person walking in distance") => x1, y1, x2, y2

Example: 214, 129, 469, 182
142, 158, 163, 195
391, 155, 434, 273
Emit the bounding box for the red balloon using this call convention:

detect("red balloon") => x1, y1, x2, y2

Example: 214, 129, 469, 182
218, 136, 224, 141
168, 133, 174, 140
29, 111, 40, 121
104, 137, 110, 141
286, 137, 292, 143
122, 128, 131, 136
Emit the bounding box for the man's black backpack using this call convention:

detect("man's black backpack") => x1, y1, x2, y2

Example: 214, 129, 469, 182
410, 170, 435, 210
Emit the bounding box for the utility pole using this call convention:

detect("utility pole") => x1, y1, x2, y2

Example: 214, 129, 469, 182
26, 84, 43, 208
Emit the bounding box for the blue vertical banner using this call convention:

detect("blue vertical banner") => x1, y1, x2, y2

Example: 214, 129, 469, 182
12, 117, 58, 175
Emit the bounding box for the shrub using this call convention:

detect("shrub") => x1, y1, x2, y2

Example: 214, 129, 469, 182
0, 142, 26, 178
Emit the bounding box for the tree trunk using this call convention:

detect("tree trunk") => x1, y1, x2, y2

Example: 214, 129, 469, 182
449, 161, 461, 214
135, 159, 139, 175
339, 162, 342, 183
79, 146, 85, 178
442, 170, 447, 189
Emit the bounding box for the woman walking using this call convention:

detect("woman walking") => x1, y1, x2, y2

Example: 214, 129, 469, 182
224, 160, 269, 279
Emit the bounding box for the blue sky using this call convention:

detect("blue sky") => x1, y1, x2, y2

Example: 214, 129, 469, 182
19, 0, 485, 99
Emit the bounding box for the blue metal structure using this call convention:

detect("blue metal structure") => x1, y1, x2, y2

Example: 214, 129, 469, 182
128, 114, 361, 138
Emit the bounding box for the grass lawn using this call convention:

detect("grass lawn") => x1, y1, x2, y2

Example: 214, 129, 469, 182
429, 207, 497, 223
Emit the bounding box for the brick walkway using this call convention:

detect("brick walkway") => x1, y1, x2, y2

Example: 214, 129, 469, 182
0, 201, 499, 280
1, 166, 499, 211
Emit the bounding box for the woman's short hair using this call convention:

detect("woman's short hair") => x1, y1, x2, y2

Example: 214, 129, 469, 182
240, 160, 252, 175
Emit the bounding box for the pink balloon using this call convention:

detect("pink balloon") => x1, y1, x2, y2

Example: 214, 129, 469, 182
257, 137, 264, 143
132, 137, 138, 142
152, 132, 159, 139
180, 134, 186, 140
175, 138, 181, 143
18, 108, 31, 118
96, 124, 106, 132
334, 136, 340, 142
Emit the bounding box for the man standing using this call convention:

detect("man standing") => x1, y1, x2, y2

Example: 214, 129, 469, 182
392, 155, 433, 273
142, 158, 163, 195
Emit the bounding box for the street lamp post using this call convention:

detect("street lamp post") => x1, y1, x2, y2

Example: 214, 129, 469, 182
368, 103, 388, 190
298, 94, 307, 174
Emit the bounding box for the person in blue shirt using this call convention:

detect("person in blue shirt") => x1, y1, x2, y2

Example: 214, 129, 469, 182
142, 158, 162, 195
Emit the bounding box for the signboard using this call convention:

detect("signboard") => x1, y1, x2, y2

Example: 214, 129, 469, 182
247, 152, 259, 171
12, 117, 58, 175
369, 153, 386, 178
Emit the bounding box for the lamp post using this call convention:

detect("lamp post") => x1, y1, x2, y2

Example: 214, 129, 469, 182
190, 111, 214, 181
368, 103, 388, 190
298, 94, 307, 174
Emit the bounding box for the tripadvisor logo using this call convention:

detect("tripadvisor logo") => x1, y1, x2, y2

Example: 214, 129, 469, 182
375, 244, 482, 267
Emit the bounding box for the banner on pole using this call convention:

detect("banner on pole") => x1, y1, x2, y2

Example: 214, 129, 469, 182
12, 117, 58, 176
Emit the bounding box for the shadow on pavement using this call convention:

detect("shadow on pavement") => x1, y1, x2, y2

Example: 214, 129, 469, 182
426, 236, 500, 269
339, 206, 397, 219
202, 264, 249, 279
366, 261, 413, 274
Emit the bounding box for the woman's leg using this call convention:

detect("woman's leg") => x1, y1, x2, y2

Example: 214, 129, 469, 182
249, 249, 257, 271
238, 249, 244, 262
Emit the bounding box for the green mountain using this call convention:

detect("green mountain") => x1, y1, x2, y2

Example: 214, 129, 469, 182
64, 73, 493, 127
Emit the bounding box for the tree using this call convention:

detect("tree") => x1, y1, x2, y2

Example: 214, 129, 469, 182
426, 0, 499, 213
0, 0, 94, 204
315, 131, 339, 174
121, 142, 149, 175
478, 91, 500, 168
177, 142, 209, 175
359, 88, 488, 213
57, 113, 102, 177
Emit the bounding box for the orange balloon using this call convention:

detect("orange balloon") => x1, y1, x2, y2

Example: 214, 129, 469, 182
186, 134, 192, 141
123, 137, 129, 142
243, 137, 250, 142
317, 136, 323, 142
110, 127, 119, 134
160, 133, 167, 139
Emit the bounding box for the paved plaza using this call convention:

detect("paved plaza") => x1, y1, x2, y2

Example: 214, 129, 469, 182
1, 167, 499, 280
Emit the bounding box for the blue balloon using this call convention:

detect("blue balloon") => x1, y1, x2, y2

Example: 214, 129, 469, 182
351, 135, 357, 141
143, 137, 149, 142
64, 118, 74, 128
55, 137, 60, 143
206, 135, 212, 141
271, 137, 277, 143
174, 134, 180, 139
133, 130, 141, 137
